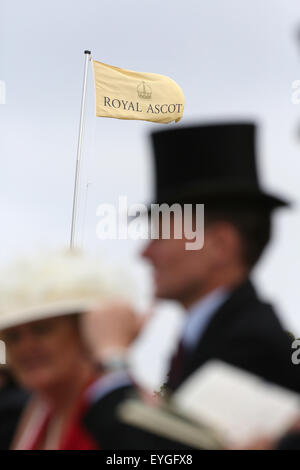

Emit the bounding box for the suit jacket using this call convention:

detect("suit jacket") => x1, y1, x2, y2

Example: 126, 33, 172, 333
167, 279, 300, 392
83, 279, 300, 449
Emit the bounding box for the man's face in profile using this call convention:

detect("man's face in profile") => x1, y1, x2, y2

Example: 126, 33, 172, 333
141, 212, 243, 307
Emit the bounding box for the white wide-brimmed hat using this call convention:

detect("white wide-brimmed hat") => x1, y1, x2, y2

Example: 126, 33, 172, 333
0, 249, 134, 331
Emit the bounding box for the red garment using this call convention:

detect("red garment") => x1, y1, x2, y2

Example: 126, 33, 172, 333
21, 380, 99, 450
58, 395, 99, 450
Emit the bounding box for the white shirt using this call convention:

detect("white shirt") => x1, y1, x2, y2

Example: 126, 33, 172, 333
181, 288, 230, 352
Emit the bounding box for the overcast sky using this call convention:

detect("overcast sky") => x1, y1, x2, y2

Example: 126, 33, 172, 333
1, 0, 300, 389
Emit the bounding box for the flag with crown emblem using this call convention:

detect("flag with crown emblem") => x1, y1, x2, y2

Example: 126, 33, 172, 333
92, 60, 184, 124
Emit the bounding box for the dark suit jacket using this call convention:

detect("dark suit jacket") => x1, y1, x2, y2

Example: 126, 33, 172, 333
167, 280, 300, 392
83, 280, 300, 449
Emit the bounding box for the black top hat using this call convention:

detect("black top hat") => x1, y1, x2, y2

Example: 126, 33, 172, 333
149, 122, 289, 211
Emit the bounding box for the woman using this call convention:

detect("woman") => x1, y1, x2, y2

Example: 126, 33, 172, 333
0, 249, 133, 450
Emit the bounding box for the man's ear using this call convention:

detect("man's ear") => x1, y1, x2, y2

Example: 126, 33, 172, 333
206, 221, 243, 266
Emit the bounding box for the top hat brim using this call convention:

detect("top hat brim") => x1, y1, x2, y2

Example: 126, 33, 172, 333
145, 181, 290, 213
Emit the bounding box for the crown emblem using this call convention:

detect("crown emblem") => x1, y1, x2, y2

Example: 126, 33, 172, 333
137, 81, 152, 100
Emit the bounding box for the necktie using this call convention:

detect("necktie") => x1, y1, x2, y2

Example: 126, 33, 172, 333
166, 340, 187, 391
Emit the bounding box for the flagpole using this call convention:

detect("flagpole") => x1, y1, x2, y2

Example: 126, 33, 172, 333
70, 50, 91, 249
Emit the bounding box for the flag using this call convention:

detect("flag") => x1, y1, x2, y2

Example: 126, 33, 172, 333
92, 60, 184, 124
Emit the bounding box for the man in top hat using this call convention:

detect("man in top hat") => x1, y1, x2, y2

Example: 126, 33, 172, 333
82, 122, 300, 449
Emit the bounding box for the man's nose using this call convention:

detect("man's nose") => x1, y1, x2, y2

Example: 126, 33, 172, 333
141, 240, 155, 260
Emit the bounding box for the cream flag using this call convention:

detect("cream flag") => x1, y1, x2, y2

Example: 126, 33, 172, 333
92, 60, 184, 124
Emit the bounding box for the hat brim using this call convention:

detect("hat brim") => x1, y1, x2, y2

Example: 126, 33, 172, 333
0, 297, 101, 331
144, 183, 290, 213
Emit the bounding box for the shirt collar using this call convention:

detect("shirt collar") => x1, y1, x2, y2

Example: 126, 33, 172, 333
181, 288, 230, 351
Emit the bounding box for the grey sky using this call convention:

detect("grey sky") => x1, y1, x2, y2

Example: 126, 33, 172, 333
1, 0, 300, 388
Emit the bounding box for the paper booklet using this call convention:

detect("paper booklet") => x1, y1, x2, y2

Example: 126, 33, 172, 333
118, 361, 300, 449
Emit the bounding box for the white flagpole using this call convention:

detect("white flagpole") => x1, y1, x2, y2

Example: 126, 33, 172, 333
70, 50, 91, 249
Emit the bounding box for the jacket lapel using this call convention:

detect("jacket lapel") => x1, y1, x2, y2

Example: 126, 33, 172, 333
169, 279, 258, 389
